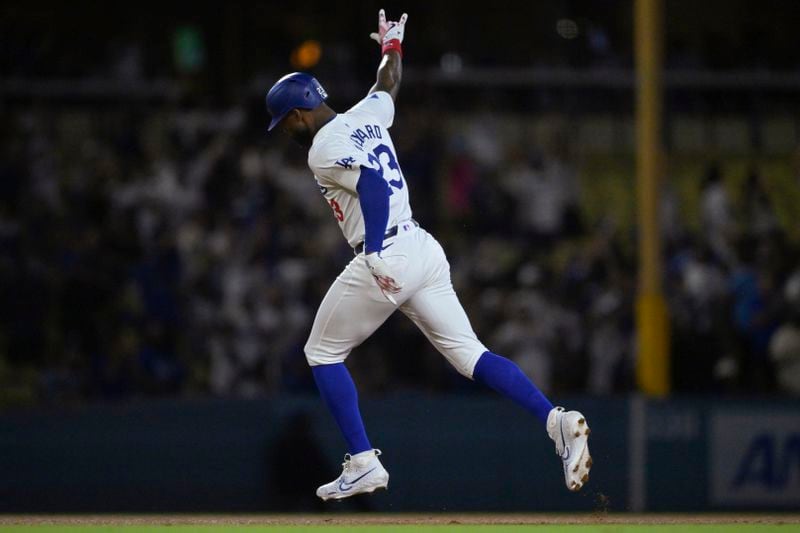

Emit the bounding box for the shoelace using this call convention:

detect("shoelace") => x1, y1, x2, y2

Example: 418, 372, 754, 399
551, 408, 565, 456
339, 449, 383, 475
341, 454, 353, 474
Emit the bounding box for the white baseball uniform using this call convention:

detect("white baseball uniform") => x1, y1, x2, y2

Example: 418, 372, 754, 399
303, 90, 487, 377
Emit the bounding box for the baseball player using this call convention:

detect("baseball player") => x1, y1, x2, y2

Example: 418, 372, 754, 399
266, 9, 592, 500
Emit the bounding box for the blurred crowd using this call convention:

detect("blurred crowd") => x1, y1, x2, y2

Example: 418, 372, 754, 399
666, 163, 800, 394
1, 96, 799, 408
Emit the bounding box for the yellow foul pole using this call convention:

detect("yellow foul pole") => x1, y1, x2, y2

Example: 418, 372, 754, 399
635, 0, 670, 395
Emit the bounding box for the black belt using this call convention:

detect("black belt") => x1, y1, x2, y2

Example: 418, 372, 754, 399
354, 219, 418, 255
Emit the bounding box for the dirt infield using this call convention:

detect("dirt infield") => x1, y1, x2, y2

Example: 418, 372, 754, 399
1, 514, 799, 526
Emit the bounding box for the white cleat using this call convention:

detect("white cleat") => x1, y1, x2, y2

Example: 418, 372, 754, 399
316, 449, 389, 501
547, 406, 592, 492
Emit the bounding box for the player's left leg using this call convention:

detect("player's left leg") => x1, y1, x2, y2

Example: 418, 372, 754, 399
305, 254, 404, 500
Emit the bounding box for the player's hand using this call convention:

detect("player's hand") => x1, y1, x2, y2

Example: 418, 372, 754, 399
365, 252, 403, 299
369, 9, 408, 45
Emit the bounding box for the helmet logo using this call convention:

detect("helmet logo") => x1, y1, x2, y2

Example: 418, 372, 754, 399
316, 86, 328, 99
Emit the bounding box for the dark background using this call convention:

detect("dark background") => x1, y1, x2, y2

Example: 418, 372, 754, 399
1, 0, 799, 441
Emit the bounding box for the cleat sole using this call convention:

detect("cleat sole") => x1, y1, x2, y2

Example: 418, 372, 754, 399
367, 484, 388, 495
323, 483, 388, 501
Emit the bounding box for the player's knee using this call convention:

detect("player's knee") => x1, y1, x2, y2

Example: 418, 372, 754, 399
447, 352, 482, 380
455, 347, 488, 380
305, 351, 340, 367
454, 361, 474, 379
304, 342, 348, 367
436, 339, 487, 380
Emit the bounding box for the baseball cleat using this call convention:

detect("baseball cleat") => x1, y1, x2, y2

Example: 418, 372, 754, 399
316, 448, 389, 501
547, 406, 592, 491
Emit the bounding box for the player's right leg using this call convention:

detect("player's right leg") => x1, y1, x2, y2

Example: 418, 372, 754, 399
471, 352, 592, 490
545, 406, 592, 491
304, 257, 399, 500
399, 229, 591, 491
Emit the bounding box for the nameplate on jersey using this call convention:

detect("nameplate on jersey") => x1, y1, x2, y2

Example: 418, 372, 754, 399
349, 124, 382, 150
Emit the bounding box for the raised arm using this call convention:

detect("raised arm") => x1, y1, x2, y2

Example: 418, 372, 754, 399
369, 51, 402, 101
367, 9, 408, 101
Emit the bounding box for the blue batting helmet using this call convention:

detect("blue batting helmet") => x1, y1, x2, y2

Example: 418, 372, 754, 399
266, 72, 328, 131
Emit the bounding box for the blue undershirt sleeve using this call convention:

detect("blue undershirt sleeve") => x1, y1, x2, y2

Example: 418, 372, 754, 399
356, 166, 391, 254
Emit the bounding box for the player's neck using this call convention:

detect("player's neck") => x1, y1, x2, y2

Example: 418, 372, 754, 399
311, 104, 337, 135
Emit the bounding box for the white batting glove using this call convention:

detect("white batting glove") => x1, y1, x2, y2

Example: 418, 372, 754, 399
369, 9, 408, 54
365, 252, 403, 303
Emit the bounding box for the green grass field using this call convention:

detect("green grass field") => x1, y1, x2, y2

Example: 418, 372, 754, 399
0, 524, 800, 533
1, 526, 798, 533
2, 516, 800, 533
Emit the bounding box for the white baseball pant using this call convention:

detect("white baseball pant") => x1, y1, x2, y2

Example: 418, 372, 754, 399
304, 224, 487, 378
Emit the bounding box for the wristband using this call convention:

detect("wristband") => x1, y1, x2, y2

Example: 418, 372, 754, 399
382, 39, 402, 57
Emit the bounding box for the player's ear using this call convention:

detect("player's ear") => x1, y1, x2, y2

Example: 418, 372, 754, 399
288, 108, 305, 124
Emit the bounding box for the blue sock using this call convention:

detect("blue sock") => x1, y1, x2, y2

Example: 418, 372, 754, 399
472, 351, 554, 426
311, 363, 372, 455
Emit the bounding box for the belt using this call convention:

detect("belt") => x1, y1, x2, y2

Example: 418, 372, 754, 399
354, 219, 418, 255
